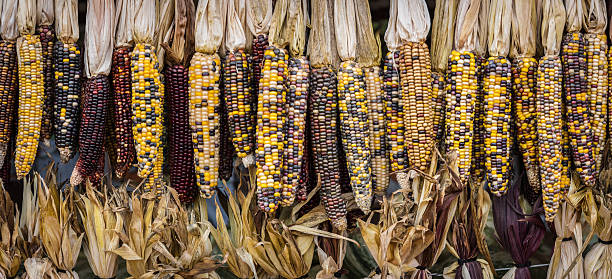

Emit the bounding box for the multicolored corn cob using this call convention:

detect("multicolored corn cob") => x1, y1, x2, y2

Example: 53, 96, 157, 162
256, 46, 288, 212
0, 41, 18, 166
536, 56, 563, 221
432, 72, 446, 142
471, 56, 486, 183
561, 115, 571, 197
585, 33, 608, 170
383, 51, 407, 173
251, 34, 269, 120
110, 46, 135, 176
364, 66, 388, 194
310, 67, 347, 230
218, 67, 234, 182
38, 25, 55, 142
189, 53, 221, 198
15, 35, 44, 179
53, 42, 82, 163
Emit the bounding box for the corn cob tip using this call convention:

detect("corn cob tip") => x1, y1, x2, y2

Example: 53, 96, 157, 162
330, 216, 348, 231
396, 172, 410, 190
0, 143, 6, 169
242, 154, 255, 167
58, 148, 73, 163
70, 168, 84, 186
42, 139, 51, 148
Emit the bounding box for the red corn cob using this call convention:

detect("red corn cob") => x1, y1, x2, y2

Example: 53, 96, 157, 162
110, 46, 135, 177
0, 41, 18, 166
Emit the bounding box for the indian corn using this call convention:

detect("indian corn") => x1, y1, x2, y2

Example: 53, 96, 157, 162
365, 66, 389, 194
54, 42, 82, 163
471, 56, 486, 183
110, 46, 135, 176
0, 41, 17, 166
383, 51, 407, 173
38, 24, 55, 142
585, 34, 608, 170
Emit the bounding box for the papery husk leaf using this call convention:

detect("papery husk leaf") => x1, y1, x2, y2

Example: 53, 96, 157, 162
454, 0, 482, 52
385, 0, 400, 51
133, 0, 156, 44
565, 0, 586, 32
541, 0, 566, 56
55, 0, 79, 44
246, 0, 273, 36
442, 258, 494, 279
36, 0, 54, 26
17, 0, 36, 35
115, 0, 134, 47
268, 0, 290, 48
194, 0, 224, 54
510, 0, 538, 58
354, 0, 380, 68
163, 0, 195, 66
584, 0, 607, 34
431, 0, 459, 72
224, 0, 247, 52
487, 0, 511, 57
397, 0, 430, 43
19, 177, 41, 258
475, 0, 489, 57
287, 0, 308, 57
307, 0, 339, 67
84, 0, 115, 77
154, 0, 174, 67
0, 184, 22, 278
584, 202, 612, 279
0, 0, 19, 40
547, 202, 584, 279
333, 0, 357, 61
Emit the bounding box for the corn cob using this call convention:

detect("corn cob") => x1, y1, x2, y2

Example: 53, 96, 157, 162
131, 43, 164, 180
337, 60, 372, 213
471, 56, 486, 183
218, 67, 234, 182
297, 116, 312, 202
585, 34, 608, 170
536, 56, 563, 221
110, 46, 135, 176
399, 41, 434, 172
280, 57, 309, 206
252, 35, 269, 121
446, 51, 477, 185
432, 71, 446, 142
53, 42, 82, 163
189, 53, 221, 198
383, 51, 407, 173
15, 35, 44, 179
0, 41, 18, 165
225, 49, 255, 167
364, 66, 389, 194
561, 32, 598, 188
561, 115, 571, 197
38, 25, 55, 142
256, 46, 288, 212
310, 67, 347, 230
512, 57, 541, 200
483, 57, 513, 195
105, 103, 117, 170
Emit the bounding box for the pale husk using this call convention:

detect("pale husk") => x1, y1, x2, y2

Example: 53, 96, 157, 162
584, 201, 612, 279
454, 0, 482, 52
541, 0, 566, 56
224, 0, 247, 52
510, 0, 538, 58
246, 0, 273, 36
384, 0, 400, 51
234, 0, 253, 52
287, 0, 308, 57
17, 0, 36, 35
475, 0, 489, 57
194, 0, 224, 54
565, 0, 585, 32
84, 0, 115, 78
333, 0, 357, 61
314, 234, 347, 279
547, 202, 584, 279
114, 0, 134, 47
36, 0, 54, 26
354, 0, 380, 68
584, 0, 607, 34
268, 0, 290, 49
0, 183, 23, 278
0, 0, 19, 40
133, 0, 156, 44
487, 0, 512, 57
307, 0, 339, 68
430, 0, 459, 73
397, 0, 430, 43
162, 0, 195, 66
55, 0, 79, 44
154, 0, 174, 68
19, 176, 42, 259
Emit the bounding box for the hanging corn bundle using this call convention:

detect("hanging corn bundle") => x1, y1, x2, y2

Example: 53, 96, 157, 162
53, 0, 81, 163
246, 0, 273, 118
110, 0, 135, 177
70, 0, 114, 186
355, 0, 388, 195
189, 0, 224, 199
15, 0, 44, 179
584, 0, 608, 171
163, 0, 198, 203
0, 0, 19, 168
537, 0, 566, 222
307, 0, 346, 230
334, 0, 372, 213
37, 0, 54, 143
255, 0, 290, 212
547, 201, 585, 279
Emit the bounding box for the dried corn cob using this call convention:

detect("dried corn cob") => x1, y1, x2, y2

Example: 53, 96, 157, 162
483, 57, 513, 196
383, 51, 407, 173
536, 56, 563, 221
310, 67, 347, 230
471, 56, 486, 183
53, 42, 82, 163
131, 43, 164, 180
110, 47, 135, 176
15, 35, 44, 179
218, 68, 234, 182
338, 60, 372, 213
399, 41, 434, 172
280, 57, 309, 206
585, 34, 608, 170
252, 34, 269, 117
0, 41, 18, 165
256, 46, 288, 212
446, 51, 477, 185
512, 57, 541, 200
561, 114, 571, 197
364, 66, 388, 194
38, 25, 55, 142
189, 53, 221, 198
561, 32, 598, 188
432, 72, 446, 142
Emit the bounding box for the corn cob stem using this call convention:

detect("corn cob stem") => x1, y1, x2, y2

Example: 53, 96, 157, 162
15, 35, 44, 179
0, 40, 18, 167
110, 46, 135, 176
189, 53, 221, 199
54, 42, 82, 163
38, 25, 55, 144
585, 33, 608, 171
364, 66, 389, 194
383, 51, 407, 173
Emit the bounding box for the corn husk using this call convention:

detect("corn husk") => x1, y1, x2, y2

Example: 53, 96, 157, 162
154, 0, 174, 68
234, 0, 253, 52
547, 200, 584, 279
584, 198, 612, 279
0, 183, 23, 278
454, 0, 483, 52
510, 0, 538, 58
384, 0, 400, 51
194, 0, 224, 54
268, 0, 290, 49
55, 0, 79, 44
287, 0, 308, 57
487, 0, 511, 57
584, 0, 607, 33
133, 0, 156, 44
333, 0, 357, 61
19, 177, 42, 259
83, 0, 115, 78
307, 0, 339, 68
224, 0, 247, 52
542, 0, 566, 56
354, 0, 379, 68
36, 0, 54, 26
430, 0, 459, 73
315, 233, 347, 279
246, 0, 272, 36
397, 0, 430, 43
565, 0, 585, 32
115, 0, 134, 47
475, 0, 489, 57
162, 0, 195, 66
17, 0, 36, 35
0, 0, 18, 40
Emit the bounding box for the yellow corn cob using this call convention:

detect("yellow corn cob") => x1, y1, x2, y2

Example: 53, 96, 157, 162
365, 66, 389, 194
585, 34, 608, 170
15, 35, 44, 179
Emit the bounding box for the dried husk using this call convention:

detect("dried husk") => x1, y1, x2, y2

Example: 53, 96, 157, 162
487, 0, 511, 57
19, 176, 42, 259
307, 0, 339, 68
83, 0, 115, 78
246, 0, 272, 36
430, 0, 459, 73
510, 0, 538, 58
333, 0, 357, 61
133, 0, 156, 44
384, 0, 400, 52
584, 200, 612, 279
454, 0, 482, 52
547, 201, 584, 279
17, 0, 36, 35
162, 0, 195, 66
194, 0, 224, 54
584, 0, 607, 34
314, 235, 346, 279
55, 0, 79, 44
0, 183, 23, 278
0, 0, 19, 40
234, 0, 253, 52
155, 0, 174, 68
287, 0, 308, 57
541, 0, 566, 56
475, 0, 489, 57
397, 0, 430, 43
224, 0, 247, 52
354, 0, 380, 68
115, 0, 134, 47
565, 0, 585, 32
36, 0, 54, 26
268, 0, 290, 49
